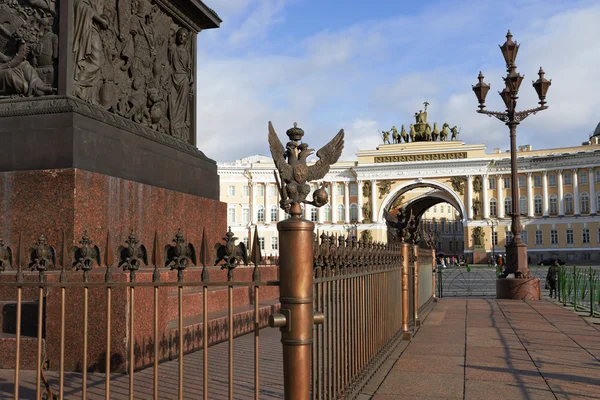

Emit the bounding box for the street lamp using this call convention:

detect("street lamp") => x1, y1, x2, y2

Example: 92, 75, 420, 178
473, 30, 550, 282
486, 219, 498, 265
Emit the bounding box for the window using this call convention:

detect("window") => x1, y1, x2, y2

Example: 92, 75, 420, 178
492, 231, 498, 245
519, 196, 527, 215
259, 237, 265, 250
228, 185, 235, 196
598, 228, 600, 242
490, 198, 497, 217
518, 176, 526, 188
534, 175, 541, 187
243, 186, 250, 197
566, 229, 574, 244
257, 184, 264, 197
323, 205, 331, 222
310, 207, 318, 222
270, 184, 277, 197
270, 205, 278, 222
271, 236, 278, 250
535, 230, 543, 245
564, 193, 573, 214
337, 183, 344, 196
522, 229, 528, 245
549, 195, 557, 214
350, 204, 359, 222
581, 193, 589, 213
504, 197, 512, 216
242, 208, 250, 223
596, 170, 600, 183
564, 172, 572, 185
534, 195, 542, 214
504, 177, 511, 189
257, 205, 265, 222
310, 183, 317, 192
433, 206, 437, 213
550, 230, 558, 245
350, 184, 358, 196
243, 237, 249, 247
228, 206, 236, 223
597, 193, 600, 212
488, 177, 496, 190
579, 170, 588, 184
582, 229, 590, 244
548, 173, 557, 186
337, 204, 345, 221
506, 231, 513, 245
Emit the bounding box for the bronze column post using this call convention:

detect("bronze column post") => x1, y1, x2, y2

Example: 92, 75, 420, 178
432, 249, 437, 301
413, 245, 420, 327
401, 242, 411, 340
269, 205, 317, 399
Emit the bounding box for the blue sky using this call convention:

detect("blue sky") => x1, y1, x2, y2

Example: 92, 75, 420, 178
196, 0, 600, 162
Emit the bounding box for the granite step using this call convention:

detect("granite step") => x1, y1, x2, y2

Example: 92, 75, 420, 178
0, 333, 45, 370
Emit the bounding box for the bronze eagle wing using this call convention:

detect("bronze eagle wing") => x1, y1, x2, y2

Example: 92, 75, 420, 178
187, 243, 197, 266
268, 122, 293, 181
306, 129, 345, 182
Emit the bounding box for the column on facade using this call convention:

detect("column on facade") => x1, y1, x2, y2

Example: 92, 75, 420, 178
466, 175, 474, 220
558, 170, 564, 216
305, 203, 312, 220
318, 188, 324, 223
370, 180, 378, 223
265, 183, 271, 223
497, 174, 504, 218
357, 180, 363, 222
527, 173, 534, 217
331, 181, 338, 223
590, 168, 597, 215
344, 182, 350, 223
277, 184, 285, 221
250, 182, 257, 224
482, 174, 489, 219
573, 168, 580, 215
542, 171, 549, 216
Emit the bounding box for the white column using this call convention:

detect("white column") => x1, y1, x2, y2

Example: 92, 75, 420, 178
590, 168, 597, 215
467, 175, 474, 220
371, 179, 378, 222
482, 175, 489, 219
573, 168, 580, 215
344, 182, 350, 223
542, 171, 549, 217
331, 182, 338, 223
357, 180, 363, 222
558, 170, 564, 216
527, 173, 534, 217
304, 203, 312, 220
277, 186, 285, 221
250, 182, 257, 224
497, 175, 504, 218
265, 183, 271, 223
318, 191, 324, 223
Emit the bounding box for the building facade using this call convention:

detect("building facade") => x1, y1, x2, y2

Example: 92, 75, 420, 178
218, 124, 600, 264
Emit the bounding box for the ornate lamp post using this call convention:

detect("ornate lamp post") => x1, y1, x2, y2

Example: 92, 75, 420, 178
473, 31, 551, 299
486, 219, 498, 264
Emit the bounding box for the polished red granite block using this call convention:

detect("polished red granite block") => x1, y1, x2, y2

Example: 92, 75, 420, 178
0, 168, 227, 270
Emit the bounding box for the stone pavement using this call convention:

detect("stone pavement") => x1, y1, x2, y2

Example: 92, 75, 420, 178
370, 298, 600, 400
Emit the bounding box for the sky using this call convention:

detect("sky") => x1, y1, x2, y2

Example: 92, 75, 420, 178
195, 0, 600, 162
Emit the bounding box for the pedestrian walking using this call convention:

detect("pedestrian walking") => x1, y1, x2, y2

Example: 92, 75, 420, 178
546, 260, 559, 299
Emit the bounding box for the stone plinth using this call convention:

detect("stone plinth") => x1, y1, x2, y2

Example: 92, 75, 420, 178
496, 278, 541, 300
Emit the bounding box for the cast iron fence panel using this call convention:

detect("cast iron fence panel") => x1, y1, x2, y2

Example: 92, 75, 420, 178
558, 266, 600, 317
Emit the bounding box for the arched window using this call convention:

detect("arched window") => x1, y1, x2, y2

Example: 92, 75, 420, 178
581, 192, 589, 213
597, 192, 600, 212
564, 193, 573, 214
504, 197, 512, 216
489, 198, 497, 217
270, 205, 278, 222
310, 207, 318, 222
519, 196, 527, 215
350, 204, 359, 222
549, 195, 557, 214
257, 205, 265, 222
337, 204, 345, 222
534, 195, 542, 215
323, 205, 331, 222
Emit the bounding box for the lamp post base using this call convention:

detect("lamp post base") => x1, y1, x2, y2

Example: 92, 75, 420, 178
505, 240, 529, 275
496, 277, 541, 300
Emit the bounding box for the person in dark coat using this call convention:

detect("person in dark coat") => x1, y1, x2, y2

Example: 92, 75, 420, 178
546, 260, 559, 299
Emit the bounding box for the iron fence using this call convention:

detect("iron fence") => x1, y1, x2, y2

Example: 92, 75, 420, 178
558, 266, 600, 317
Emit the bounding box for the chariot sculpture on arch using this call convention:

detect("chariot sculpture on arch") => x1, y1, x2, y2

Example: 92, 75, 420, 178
268, 121, 344, 217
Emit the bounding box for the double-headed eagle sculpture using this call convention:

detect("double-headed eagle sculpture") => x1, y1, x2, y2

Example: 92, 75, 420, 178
268, 121, 344, 216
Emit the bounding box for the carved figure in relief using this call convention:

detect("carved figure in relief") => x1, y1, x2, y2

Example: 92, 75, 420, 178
31, 17, 58, 86
72, 0, 109, 104
168, 28, 193, 141
472, 226, 484, 246
121, 0, 155, 78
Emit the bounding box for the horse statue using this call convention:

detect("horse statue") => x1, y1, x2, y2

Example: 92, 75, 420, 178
391, 126, 400, 144
440, 123, 450, 141
451, 126, 459, 141
432, 122, 440, 141
400, 125, 408, 143
424, 124, 432, 141
409, 124, 416, 142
